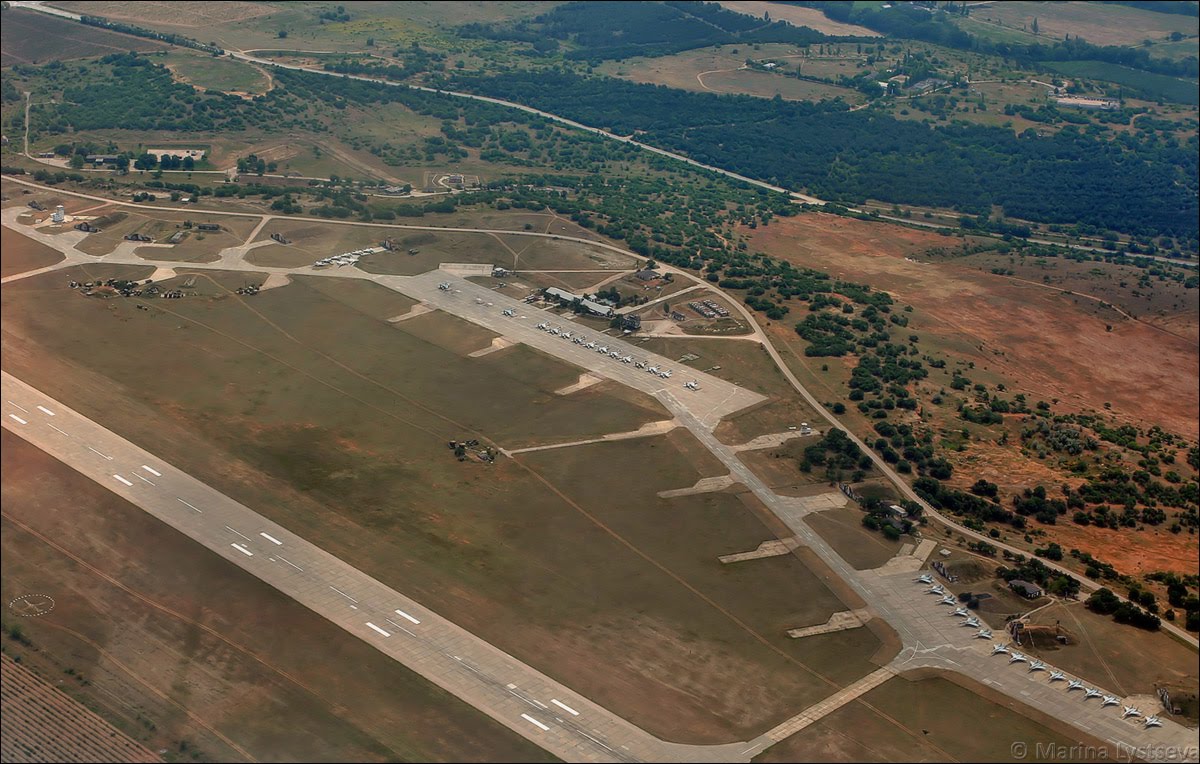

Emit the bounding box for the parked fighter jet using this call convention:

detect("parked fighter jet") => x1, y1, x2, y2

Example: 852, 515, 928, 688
501, 308, 515, 317
939, 594, 957, 605
1008, 651, 1028, 664
951, 607, 970, 617
1028, 660, 1046, 672
1067, 679, 1085, 691
1122, 706, 1141, 719
685, 381, 700, 391
1084, 688, 1103, 700
1048, 671, 1066, 682
915, 574, 934, 585
928, 584, 946, 596
992, 643, 1009, 655
1101, 696, 1120, 708
1144, 716, 1163, 728
962, 616, 981, 628
975, 628, 993, 639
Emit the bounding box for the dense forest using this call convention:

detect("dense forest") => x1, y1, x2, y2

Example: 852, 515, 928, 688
458, 0, 837, 61
447, 70, 1199, 238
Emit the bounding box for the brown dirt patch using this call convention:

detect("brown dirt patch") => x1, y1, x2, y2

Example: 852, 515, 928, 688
717, 1, 881, 37
1, 227, 64, 279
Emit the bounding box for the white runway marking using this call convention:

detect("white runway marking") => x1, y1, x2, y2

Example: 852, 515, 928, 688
141, 465, 161, 476
8, 414, 27, 425
259, 532, 283, 545
330, 586, 358, 604
551, 699, 580, 716
393, 609, 420, 625
366, 622, 391, 637
134, 473, 155, 486
521, 714, 550, 732
36, 405, 55, 416
224, 525, 252, 542
384, 618, 417, 636
231, 543, 254, 557
176, 497, 202, 513
87, 446, 113, 460
47, 424, 69, 436
112, 474, 134, 486
7, 401, 28, 413
276, 555, 302, 572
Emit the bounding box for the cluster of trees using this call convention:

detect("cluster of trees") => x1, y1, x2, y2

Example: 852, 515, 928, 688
321, 44, 446, 82
797, 427, 870, 481
458, 0, 835, 62
1086, 587, 1160, 630
447, 69, 1198, 239
78, 14, 222, 55
997, 556, 1080, 597
915, 475, 1025, 530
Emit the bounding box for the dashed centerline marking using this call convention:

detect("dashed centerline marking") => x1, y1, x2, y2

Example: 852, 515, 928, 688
47, 424, 69, 436
87, 446, 113, 460
230, 543, 254, 557
551, 699, 580, 716
7, 401, 28, 413
112, 474, 133, 487
225, 526, 252, 542
141, 465, 161, 477
276, 555, 302, 572
8, 414, 28, 425
259, 532, 283, 546
329, 586, 358, 604
365, 622, 391, 637
383, 618, 417, 637
134, 473, 155, 486
176, 497, 202, 513
393, 609, 420, 625
36, 406, 55, 416
520, 714, 550, 732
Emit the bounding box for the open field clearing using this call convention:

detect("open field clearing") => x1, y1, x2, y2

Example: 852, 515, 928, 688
601, 45, 865, 103
1, 227, 64, 279
0, 8, 166, 66
0, 263, 886, 742
755, 673, 1117, 762
717, 1, 881, 37
0, 654, 159, 764
964, 1, 1198, 49
636, 336, 825, 446
74, 209, 256, 261
1022, 600, 1199, 712
0, 431, 553, 763
805, 504, 902, 570
158, 49, 272, 96
1044, 60, 1199, 105
740, 213, 1199, 441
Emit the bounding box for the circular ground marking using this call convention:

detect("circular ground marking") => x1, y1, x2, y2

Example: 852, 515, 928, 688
7, 594, 55, 618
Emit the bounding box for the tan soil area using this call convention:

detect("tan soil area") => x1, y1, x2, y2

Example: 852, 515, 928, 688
744, 214, 1199, 440
716, 1, 881, 37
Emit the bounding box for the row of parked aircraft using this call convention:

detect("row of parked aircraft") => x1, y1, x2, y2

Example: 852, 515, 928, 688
531, 321, 702, 389
914, 574, 1163, 729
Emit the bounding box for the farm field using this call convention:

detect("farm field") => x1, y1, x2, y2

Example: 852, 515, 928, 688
1044, 60, 1200, 105
600, 45, 866, 103
962, 1, 1198, 50
158, 49, 272, 96
0, 7, 166, 66
0, 431, 555, 763
716, 1, 881, 37
0, 260, 885, 743
754, 673, 1117, 762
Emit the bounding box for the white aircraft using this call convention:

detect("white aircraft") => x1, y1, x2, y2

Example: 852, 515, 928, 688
647, 366, 660, 374
951, 607, 970, 617
660, 370, 673, 378
962, 616, 981, 628
502, 308, 515, 317
561, 331, 573, 340
975, 628, 993, 639
475, 297, 484, 304
1144, 716, 1163, 728
1101, 696, 1120, 707
1067, 680, 1085, 692
550, 327, 561, 335
939, 594, 957, 606
1048, 671, 1066, 682
1122, 706, 1141, 719
597, 346, 609, 354
915, 574, 934, 585
609, 351, 621, 358
635, 361, 647, 369
536, 322, 548, 330
1028, 660, 1046, 672
1008, 652, 1028, 664
437, 282, 452, 291
991, 643, 1009, 655
586, 341, 596, 349
1084, 688, 1103, 700
685, 381, 700, 391
621, 356, 633, 363
927, 584, 945, 596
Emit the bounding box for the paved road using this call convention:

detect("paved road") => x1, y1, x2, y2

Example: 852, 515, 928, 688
0, 372, 751, 764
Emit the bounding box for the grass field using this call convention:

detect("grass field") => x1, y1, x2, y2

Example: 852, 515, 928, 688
755, 673, 1118, 762
1, 227, 64, 279
962, 1, 1198, 49
804, 504, 902, 570
1044, 60, 1200, 105
0, 8, 166, 66
73, 208, 256, 261
0, 262, 892, 742
157, 49, 272, 96
0, 431, 556, 763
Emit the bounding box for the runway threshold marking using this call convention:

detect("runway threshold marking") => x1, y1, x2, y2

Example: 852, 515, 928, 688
259, 532, 283, 545
8, 414, 28, 425
112, 474, 133, 486
231, 543, 254, 557
551, 699, 580, 716
366, 622, 391, 637
521, 713, 551, 732
394, 609, 420, 624
36, 405, 55, 416
176, 497, 203, 513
